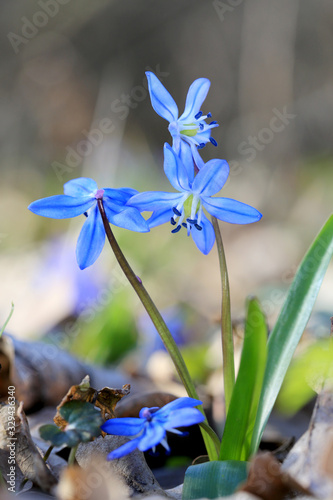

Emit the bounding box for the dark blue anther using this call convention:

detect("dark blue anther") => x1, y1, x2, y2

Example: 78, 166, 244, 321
195, 111, 203, 120
182, 222, 188, 228
83, 212, 88, 218
171, 225, 181, 233
195, 223, 203, 231
172, 207, 181, 216
170, 217, 176, 226
199, 123, 204, 130
187, 218, 197, 224
210, 137, 218, 147
207, 112, 212, 118
197, 143, 206, 150
209, 121, 217, 125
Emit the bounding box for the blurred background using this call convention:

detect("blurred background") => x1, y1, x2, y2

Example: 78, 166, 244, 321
0, 0, 332, 407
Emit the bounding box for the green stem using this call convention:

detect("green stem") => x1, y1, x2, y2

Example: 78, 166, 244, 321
43, 445, 54, 463
212, 217, 235, 415
97, 200, 219, 461
0, 302, 14, 339
68, 445, 78, 466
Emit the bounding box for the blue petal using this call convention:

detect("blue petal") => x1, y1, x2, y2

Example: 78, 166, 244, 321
179, 78, 210, 122
155, 398, 203, 419
64, 177, 97, 197
127, 191, 184, 212
106, 206, 149, 232
76, 205, 105, 269
103, 187, 138, 204
107, 437, 142, 460
191, 212, 215, 255
147, 208, 172, 228
192, 160, 230, 196
163, 143, 190, 191
28, 195, 95, 219
146, 72, 178, 123
201, 197, 262, 224
177, 140, 195, 183
101, 418, 145, 436
190, 142, 205, 170
164, 408, 205, 430
137, 423, 166, 452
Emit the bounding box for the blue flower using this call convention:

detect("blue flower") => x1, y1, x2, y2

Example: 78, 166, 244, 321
28, 177, 149, 270
146, 71, 219, 178
128, 144, 262, 255
101, 397, 204, 459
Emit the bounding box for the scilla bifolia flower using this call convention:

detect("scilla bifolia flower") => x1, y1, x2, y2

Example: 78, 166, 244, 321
28, 177, 149, 270
101, 397, 204, 459
128, 144, 262, 255
146, 71, 219, 177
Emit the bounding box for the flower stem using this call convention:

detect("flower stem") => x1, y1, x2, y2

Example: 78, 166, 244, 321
43, 445, 54, 463
97, 200, 219, 460
212, 217, 235, 415
68, 445, 78, 466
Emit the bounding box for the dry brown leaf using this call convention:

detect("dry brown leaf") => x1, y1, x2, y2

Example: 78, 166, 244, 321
53, 375, 130, 428
0, 401, 57, 493
240, 452, 312, 500
282, 388, 333, 499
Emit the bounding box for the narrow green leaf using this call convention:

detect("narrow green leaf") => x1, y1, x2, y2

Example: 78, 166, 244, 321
219, 298, 267, 461
182, 460, 248, 499
250, 214, 333, 455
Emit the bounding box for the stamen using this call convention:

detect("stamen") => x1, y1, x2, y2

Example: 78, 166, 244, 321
170, 218, 176, 226
171, 225, 181, 233
182, 223, 187, 228
83, 212, 88, 218
187, 218, 197, 224
210, 137, 218, 147
199, 123, 204, 130
207, 112, 212, 118
195, 111, 203, 119
195, 223, 203, 231
197, 143, 206, 149
172, 207, 182, 216
209, 121, 217, 125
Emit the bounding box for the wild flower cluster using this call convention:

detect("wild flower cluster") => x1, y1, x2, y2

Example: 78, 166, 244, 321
29, 72, 262, 269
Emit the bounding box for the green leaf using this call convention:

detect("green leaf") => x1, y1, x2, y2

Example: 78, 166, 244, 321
250, 214, 333, 456
182, 460, 248, 499
39, 401, 103, 448
219, 298, 267, 461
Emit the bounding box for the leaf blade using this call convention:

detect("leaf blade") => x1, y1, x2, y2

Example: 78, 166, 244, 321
250, 214, 333, 455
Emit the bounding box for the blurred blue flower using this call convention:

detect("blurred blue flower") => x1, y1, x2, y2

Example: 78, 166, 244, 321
101, 397, 205, 459
146, 71, 219, 178
28, 177, 149, 270
128, 144, 262, 255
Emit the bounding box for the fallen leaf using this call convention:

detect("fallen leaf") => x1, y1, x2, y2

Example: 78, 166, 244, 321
240, 452, 312, 500
0, 401, 57, 493
53, 376, 130, 428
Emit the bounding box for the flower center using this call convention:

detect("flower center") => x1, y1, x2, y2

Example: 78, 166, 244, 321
141, 408, 152, 421
180, 124, 199, 137
170, 195, 203, 235
95, 189, 105, 200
